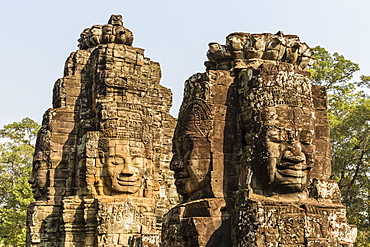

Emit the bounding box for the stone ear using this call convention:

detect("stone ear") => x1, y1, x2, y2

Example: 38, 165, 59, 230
190, 101, 213, 138
98, 151, 106, 164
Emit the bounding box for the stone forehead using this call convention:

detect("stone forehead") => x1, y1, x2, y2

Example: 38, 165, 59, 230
100, 137, 144, 146
106, 140, 145, 155
242, 106, 315, 130
257, 106, 314, 120
107, 138, 129, 146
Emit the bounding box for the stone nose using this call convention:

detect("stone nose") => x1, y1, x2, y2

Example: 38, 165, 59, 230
282, 142, 305, 163
120, 158, 134, 175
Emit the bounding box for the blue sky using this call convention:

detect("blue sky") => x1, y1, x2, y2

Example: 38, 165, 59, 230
1, 0, 370, 127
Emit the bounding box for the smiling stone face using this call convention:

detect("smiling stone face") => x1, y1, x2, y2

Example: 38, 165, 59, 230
100, 139, 146, 196
238, 63, 316, 195
252, 107, 315, 194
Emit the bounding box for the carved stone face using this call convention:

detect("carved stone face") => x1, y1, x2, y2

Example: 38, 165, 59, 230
263, 37, 285, 61
170, 117, 213, 202
209, 42, 221, 53
101, 139, 146, 195
226, 34, 247, 51
246, 35, 266, 59
29, 151, 49, 200
249, 107, 315, 194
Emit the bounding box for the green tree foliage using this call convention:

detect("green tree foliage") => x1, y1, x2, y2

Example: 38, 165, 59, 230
311, 46, 370, 246
310, 46, 360, 93
0, 117, 40, 246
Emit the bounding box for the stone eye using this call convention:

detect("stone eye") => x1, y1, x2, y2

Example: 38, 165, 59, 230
113, 157, 125, 165
266, 127, 284, 142
301, 139, 312, 145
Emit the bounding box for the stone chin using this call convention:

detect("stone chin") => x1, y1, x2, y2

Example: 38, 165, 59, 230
174, 177, 212, 201
29, 170, 49, 199
174, 178, 188, 196
271, 171, 309, 193
174, 177, 198, 195
271, 183, 306, 194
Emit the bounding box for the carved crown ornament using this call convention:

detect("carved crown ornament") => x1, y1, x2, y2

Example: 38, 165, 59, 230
205, 31, 314, 71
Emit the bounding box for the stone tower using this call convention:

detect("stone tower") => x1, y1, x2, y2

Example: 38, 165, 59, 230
27, 15, 178, 246
161, 32, 357, 246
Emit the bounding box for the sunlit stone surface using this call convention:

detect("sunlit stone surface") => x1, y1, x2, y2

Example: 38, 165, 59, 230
26, 16, 356, 246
